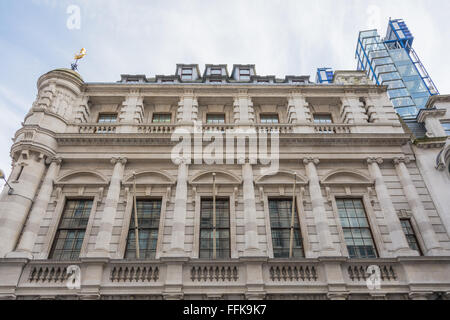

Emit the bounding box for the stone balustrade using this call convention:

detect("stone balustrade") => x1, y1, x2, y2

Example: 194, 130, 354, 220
2, 257, 448, 299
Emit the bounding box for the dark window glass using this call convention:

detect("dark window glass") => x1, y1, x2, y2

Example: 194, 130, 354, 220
97, 113, 117, 123
240, 69, 250, 80
50, 200, 93, 260
200, 198, 230, 259
152, 113, 171, 123
400, 219, 422, 255
313, 114, 333, 124
260, 114, 279, 124
206, 114, 225, 124
211, 68, 222, 75
125, 199, 162, 260
337, 199, 377, 259
181, 68, 193, 80
268, 199, 304, 258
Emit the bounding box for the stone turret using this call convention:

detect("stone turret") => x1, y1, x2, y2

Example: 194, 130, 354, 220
0, 69, 84, 258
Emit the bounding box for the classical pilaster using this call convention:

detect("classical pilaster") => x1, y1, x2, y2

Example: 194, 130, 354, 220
367, 157, 417, 256
341, 94, 368, 124
119, 90, 144, 124
167, 158, 189, 256
177, 90, 198, 123
74, 95, 90, 123
287, 92, 314, 133
8, 157, 62, 258
242, 162, 261, 256
233, 89, 255, 124
303, 158, 339, 256
89, 157, 127, 257
0, 151, 47, 258
393, 157, 443, 255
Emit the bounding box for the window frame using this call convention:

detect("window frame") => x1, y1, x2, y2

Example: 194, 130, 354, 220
206, 113, 226, 124
124, 198, 163, 260
334, 197, 379, 259
210, 68, 222, 76
267, 197, 305, 259
181, 67, 193, 81
152, 113, 172, 124
199, 197, 231, 260
313, 113, 333, 124
97, 113, 118, 123
400, 218, 423, 255
259, 113, 280, 124
49, 198, 95, 261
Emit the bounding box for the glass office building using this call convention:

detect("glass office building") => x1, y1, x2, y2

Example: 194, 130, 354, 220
356, 19, 439, 119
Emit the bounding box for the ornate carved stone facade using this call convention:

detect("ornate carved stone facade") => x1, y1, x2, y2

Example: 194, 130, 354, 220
0, 66, 449, 300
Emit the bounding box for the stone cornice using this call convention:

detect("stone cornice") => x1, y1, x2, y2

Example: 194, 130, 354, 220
417, 108, 447, 123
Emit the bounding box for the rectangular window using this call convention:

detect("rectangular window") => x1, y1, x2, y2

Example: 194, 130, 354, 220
268, 199, 304, 258
200, 198, 230, 259
97, 113, 117, 123
260, 114, 279, 124
206, 114, 225, 124
181, 68, 193, 80
337, 199, 377, 259
313, 114, 333, 124
400, 219, 422, 255
152, 113, 171, 123
211, 68, 222, 75
442, 122, 450, 136
239, 69, 250, 80
50, 200, 93, 260
125, 199, 162, 259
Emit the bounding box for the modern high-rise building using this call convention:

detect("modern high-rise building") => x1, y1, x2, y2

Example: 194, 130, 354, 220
355, 18, 439, 119
0, 66, 449, 300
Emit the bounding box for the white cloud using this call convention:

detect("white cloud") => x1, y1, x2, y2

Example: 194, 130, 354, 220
0, 0, 449, 176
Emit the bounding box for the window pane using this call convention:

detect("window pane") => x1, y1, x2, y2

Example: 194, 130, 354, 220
125, 199, 162, 260
98, 114, 117, 123
268, 199, 304, 258
50, 200, 93, 260
206, 114, 225, 124
199, 198, 230, 259
336, 199, 377, 259
260, 114, 279, 124
400, 219, 422, 255
152, 113, 171, 123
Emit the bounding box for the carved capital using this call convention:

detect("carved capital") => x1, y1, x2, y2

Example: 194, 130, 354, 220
367, 157, 383, 165
303, 157, 320, 166
47, 156, 62, 166
174, 156, 191, 165
393, 157, 411, 166
111, 157, 128, 166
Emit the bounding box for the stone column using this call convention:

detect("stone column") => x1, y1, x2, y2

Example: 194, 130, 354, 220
89, 157, 127, 257
393, 157, 443, 255
9, 157, 62, 258
0, 151, 47, 258
287, 92, 314, 133
242, 162, 260, 256
367, 157, 417, 256
167, 158, 189, 255
303, 158, 339, 256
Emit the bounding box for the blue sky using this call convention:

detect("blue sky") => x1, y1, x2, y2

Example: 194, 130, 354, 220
0, 0, 449, 177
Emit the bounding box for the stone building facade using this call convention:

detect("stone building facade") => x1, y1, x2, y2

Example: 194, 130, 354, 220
0, 65, 449, 300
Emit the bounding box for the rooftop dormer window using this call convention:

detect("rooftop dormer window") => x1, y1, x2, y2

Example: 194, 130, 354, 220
211, 68, 222, 76
181, 68, 193, 81
239, 68, 250, 81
